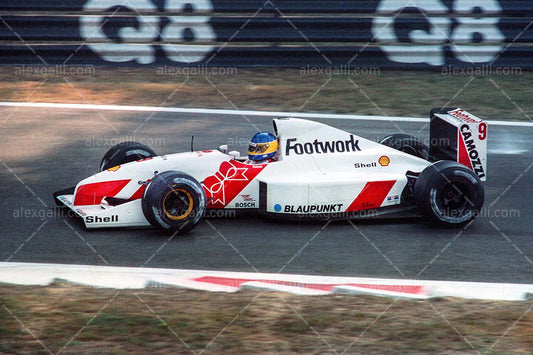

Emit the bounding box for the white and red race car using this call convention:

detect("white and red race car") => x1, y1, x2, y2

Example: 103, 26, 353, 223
54, 108, 487, 234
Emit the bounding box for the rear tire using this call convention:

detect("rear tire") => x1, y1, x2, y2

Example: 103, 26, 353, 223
142, 171, 206, 234
414, 161, 484, 226
99, 141, 156, 172
379, 134, 429, 160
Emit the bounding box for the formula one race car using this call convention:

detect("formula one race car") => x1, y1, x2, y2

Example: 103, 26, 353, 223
54, 108, 487, 234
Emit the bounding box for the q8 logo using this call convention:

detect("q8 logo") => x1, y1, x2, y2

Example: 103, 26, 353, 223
80, 0, 215, 64
372, 0, 504, 65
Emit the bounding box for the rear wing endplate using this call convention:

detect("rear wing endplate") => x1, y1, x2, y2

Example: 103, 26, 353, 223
430, 108, 487, 181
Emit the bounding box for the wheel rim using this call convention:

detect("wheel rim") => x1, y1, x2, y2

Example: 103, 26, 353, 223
436, 181, 473, 218
163, 188, 194, 220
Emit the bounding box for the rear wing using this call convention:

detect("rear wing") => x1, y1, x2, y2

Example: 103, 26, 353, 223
430, 108, 487, 181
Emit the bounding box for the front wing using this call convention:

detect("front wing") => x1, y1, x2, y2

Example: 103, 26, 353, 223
55, 193, 151, 229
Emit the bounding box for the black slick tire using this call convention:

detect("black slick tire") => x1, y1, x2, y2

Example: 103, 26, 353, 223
414, 160, 484, 226
99, 141, 156, 172
379, 134, 429, 160
142, 171, 206, 234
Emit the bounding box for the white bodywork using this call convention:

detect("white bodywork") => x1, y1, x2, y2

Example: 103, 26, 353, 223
56, 118, 443, 229
263, 118, 429, 214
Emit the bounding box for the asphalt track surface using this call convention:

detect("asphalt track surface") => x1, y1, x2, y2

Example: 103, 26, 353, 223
1, 106, 532, 284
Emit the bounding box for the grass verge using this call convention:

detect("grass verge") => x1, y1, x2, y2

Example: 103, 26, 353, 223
0, 67, 531, 120
1, 283, 532, 354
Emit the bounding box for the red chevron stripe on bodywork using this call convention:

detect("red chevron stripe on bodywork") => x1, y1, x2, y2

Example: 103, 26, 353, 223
346, 180, 396, 211
73, 180, 130, 206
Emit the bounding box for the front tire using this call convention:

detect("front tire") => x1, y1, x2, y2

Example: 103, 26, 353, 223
379, 134, 429, 160
142, 171, 206, 234
99, 141, 156, 172
414, 161, 484, 226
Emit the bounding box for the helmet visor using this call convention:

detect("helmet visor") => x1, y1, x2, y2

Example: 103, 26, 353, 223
248, 142, 270, 154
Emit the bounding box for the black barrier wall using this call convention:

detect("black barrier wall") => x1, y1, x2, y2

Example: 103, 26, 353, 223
1, 0, 532, 68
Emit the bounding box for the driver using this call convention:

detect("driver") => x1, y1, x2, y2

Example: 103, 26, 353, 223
247, 132, 278, 163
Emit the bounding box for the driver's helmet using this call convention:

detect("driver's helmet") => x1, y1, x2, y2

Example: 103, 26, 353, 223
248, 132, 278, 161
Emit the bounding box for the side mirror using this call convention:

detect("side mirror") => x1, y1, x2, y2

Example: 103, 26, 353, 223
218, 144, 228, 153
228, 150, 241, 159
